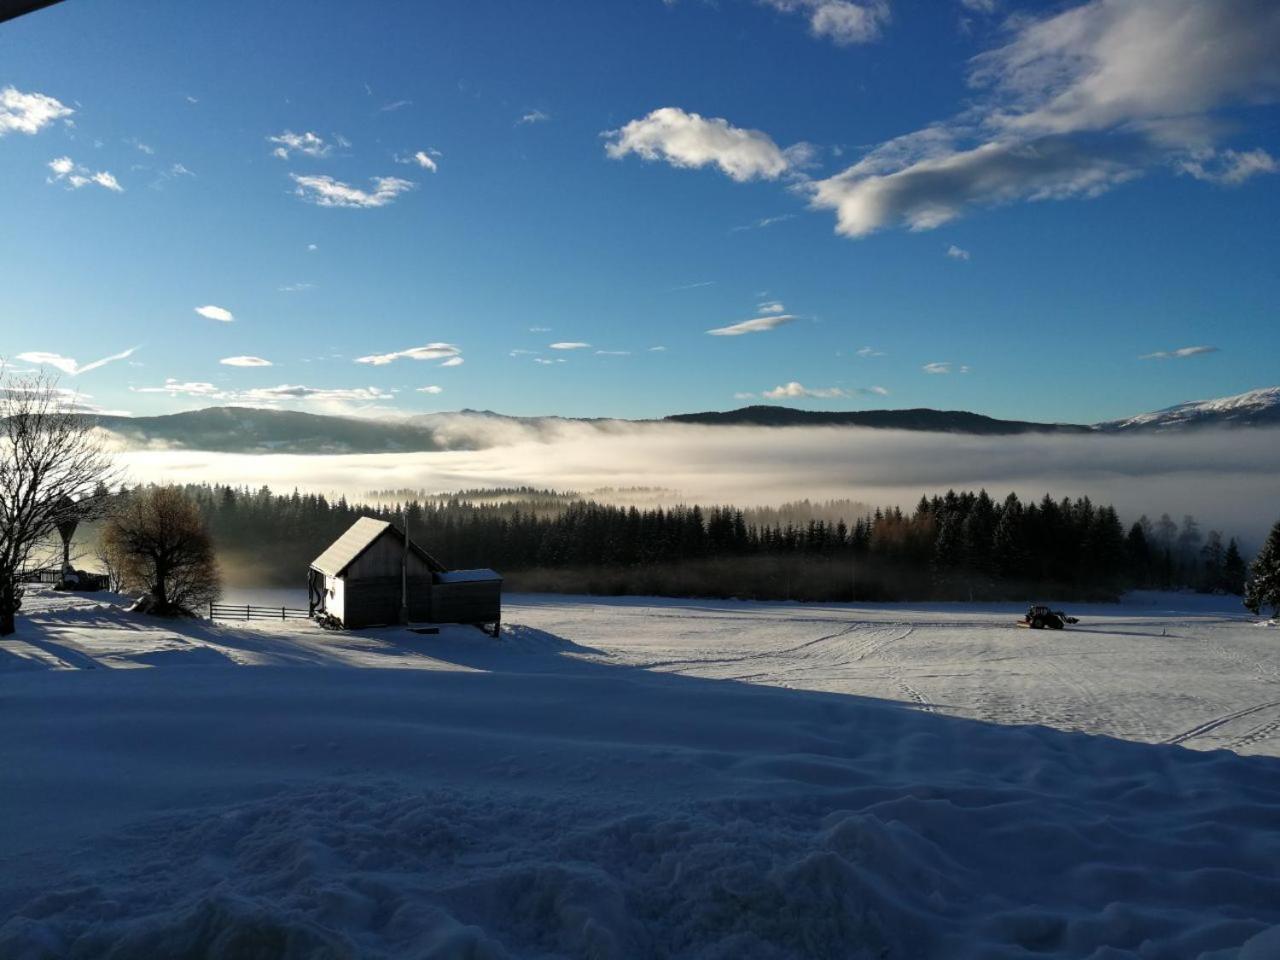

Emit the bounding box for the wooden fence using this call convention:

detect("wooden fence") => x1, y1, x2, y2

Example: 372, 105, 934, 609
209, 603, 311, 622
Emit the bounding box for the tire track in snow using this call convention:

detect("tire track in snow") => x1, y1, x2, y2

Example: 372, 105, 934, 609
1163, 698, 1280, 746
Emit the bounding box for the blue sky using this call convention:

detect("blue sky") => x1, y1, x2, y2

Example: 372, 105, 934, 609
1, 0, 1277, 423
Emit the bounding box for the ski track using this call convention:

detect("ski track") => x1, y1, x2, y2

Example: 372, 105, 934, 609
1164, 698, 1280, 746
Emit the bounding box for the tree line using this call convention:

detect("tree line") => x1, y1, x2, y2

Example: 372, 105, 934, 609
159, 483, 1252, 602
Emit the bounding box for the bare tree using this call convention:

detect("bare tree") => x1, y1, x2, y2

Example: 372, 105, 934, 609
102, 486, 221, 615
0, 371, 116, 635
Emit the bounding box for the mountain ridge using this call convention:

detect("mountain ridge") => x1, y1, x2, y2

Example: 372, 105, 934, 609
78, 386, 1280, 454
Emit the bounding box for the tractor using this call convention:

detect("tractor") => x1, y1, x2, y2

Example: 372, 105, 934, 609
1019, 605, 1079, 630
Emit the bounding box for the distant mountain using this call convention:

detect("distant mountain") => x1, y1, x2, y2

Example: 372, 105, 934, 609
1098, 387, 1280, 432
79, 388, 1279, 454
663, 406, 1091, 434
85, 407, 444, 454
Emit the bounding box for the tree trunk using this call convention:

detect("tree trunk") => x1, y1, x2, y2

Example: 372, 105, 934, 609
0, 579, 17, 636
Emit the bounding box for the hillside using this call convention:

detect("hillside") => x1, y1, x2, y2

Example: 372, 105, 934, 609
663, 405, 1090, 433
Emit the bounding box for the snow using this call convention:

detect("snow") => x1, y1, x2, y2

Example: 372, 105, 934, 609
2, 588, 1279, 958
1103, 386, 1280, 430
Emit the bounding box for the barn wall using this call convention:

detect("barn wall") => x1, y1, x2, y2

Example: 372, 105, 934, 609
341, 575, 434, 628
345, 535, 435, 581
431, 581, 501, 625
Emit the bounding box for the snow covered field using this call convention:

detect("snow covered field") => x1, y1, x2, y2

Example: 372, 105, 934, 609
2, 587, 1278, 958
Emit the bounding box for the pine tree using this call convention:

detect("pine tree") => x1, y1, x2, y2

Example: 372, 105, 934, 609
1223, 539, 1247, 595
1244, 520, 1280, 617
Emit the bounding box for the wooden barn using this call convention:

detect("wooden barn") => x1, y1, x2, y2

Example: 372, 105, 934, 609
308, 517, 501, 632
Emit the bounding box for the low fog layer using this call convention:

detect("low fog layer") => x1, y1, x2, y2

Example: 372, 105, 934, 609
114, 422, 1280, 545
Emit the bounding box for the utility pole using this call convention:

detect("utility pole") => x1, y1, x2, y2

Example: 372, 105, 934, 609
400, 506, 409, 625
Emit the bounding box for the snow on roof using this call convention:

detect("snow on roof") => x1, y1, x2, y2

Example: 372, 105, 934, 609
435, 569, 502, 583
310, 517, 445, 577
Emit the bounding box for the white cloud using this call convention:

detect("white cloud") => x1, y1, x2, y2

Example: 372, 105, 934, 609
533, 358, 567, 365
0, 87, 73, 136
220, 356, 273, 367
47, 156, 124, 192
760, 1, 890, 46
278, 282, 315, 293
1180, 148, 1277, 186
923, 361, 953, 374
732, 213, 797, 232
379, 100, 412, 114
595, 350, 631, 356
290, 174, 414, 208
440, 356, 465, 367
268, 130, 331, 160
127, 138, 154, 155
397, 150, 439, 172
195, 305, 234, 323
549, 342, 591, 350
1140, 345, 1219, 360
760, 381, 889, 399
856, 346, 885, 358
133, 380, 394, 404
307, 243, 318, 251
808, 1, 1280, 237
757, 301, 786, 314
133, 379, 223, 397
355, 343, 462, 366
15, 346, 137, 376
529, 326, 552, 332
417, 385, 444, 394
946, 244, 971, 260
649, 346, 668, 352
604, 107, 792, 182
707, 314, 798, 336
518, 109, 550, 125
959, 0, 997, 12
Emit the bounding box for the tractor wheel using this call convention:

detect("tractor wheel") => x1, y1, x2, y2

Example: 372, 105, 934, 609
1048, 617, 1064, 630
1031, 617, 1045, 629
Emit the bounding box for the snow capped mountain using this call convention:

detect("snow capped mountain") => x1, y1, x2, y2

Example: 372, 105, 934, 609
1101, 387, 1280, 431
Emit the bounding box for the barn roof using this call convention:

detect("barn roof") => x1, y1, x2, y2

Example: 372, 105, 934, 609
310, 516, 445, 577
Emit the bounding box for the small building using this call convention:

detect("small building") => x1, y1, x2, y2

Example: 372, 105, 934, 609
308, 516, 501, 633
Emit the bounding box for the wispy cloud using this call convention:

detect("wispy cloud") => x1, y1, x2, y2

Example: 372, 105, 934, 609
355, 343, 462, 366
707, 314, 798, 336
549, 342, 591, 350
278, 282, 315, 293
16, 346, 138, 376
417, 385, 443, 394
731, 213, 797, 232
220, 356, 273, 367
808, 1, 1280, 237
595, 350, 631, 356
440, 357, 464, 367
856, 346, 886, 358
47, 156, 123, 192
396, 150, 440, 172
671, 280, 716, 292
923, 361, 971, 374
0, 86, 72, 136
605, 107, 797, 182
268, 130, 332, 159
1180, 148, 1277, 186
132, 380, 394, 404
1140, 345, 1219, 360
195, 305, 234, 323
759, 0, 891, 46
517, 109, 550, 125
290, 174, 414, 208
760, 381, 889, 399
757, 300, 786, 315
379, 99, 413, 113
946, 244, 970, 260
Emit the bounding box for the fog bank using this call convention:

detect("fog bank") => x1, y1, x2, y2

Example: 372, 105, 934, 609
115, 423, 1280, 545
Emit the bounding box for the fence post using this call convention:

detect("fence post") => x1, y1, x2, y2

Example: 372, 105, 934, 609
209, 601, 213, 619
246, 604, 250, 620
281, 606, 285, 621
